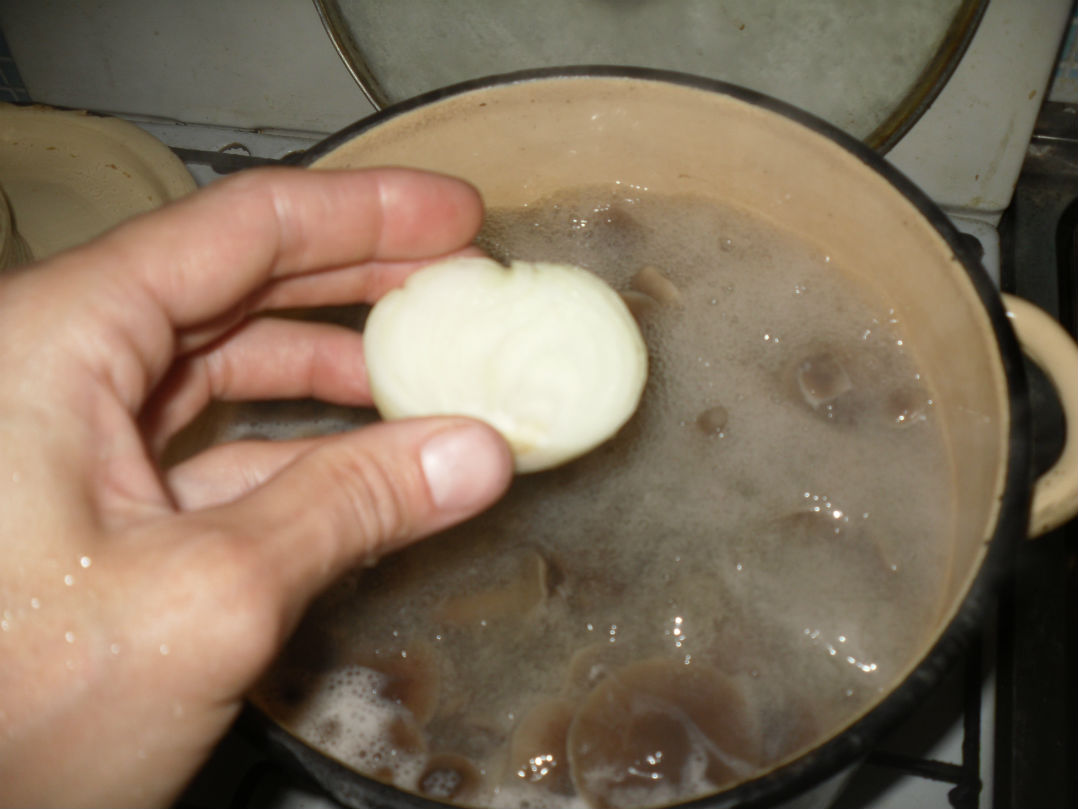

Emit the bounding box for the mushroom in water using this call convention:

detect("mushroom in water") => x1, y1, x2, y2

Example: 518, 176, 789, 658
567, 658, 763, 808
505, 698, 577, 795
358, 642, 442, 725
418, 753, 483, 802
795, 352, 853, 413
434, 549, 551, 627
630, 265, 682, 305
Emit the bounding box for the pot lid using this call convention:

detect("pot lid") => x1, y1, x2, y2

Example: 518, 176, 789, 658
314, 0, 986, 152
0, 103, 196, 267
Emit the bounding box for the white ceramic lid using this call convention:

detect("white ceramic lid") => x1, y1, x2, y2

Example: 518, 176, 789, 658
0, 103, 196, 265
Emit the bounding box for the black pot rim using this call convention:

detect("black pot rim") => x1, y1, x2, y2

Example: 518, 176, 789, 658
285, 65, 1032, 809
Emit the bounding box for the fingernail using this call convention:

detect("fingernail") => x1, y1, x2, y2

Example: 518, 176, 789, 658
421, 423, 510, 511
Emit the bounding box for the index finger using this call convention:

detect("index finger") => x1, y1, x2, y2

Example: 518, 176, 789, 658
89, 166, 485, 328
18, 167, 483, 411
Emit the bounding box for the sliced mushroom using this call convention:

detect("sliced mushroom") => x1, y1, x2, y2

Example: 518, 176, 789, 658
884, 387, 929, 429
630, 265, 682, 305
562, 642, 635, 699
773, 509, 896, 573
386, 715, 427, 756
417, 753, 482, 802
695, 405, 729, 436
505, 698, 577, 795
795, 353, 853, 411
434, 549, 550, 627
567, 658, 762, 808
358, 642, 441, 725
620, 289, 662, 322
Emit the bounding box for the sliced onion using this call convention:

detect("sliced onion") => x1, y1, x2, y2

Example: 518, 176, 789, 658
363, 257, 648, 473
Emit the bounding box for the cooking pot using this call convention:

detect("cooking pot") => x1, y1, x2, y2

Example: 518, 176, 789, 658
247, 68, 1078, 809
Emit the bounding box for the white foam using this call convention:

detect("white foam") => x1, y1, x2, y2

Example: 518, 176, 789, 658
285, 665, 427, 790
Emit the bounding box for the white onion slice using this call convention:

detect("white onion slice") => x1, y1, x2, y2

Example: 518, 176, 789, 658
363, 257, 648, 473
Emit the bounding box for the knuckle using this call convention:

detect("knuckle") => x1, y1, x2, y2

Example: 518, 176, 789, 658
320, 443, 422, 552
200, 344, 233, 398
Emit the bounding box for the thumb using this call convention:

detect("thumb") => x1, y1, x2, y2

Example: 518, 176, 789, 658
211, 417, 512, 616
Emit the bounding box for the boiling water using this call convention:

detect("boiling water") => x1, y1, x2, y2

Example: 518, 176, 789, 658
228, 189, 953, 809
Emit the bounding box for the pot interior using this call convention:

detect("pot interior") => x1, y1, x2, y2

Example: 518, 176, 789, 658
245, 73, 1015, 808
311, 74, 1009, 634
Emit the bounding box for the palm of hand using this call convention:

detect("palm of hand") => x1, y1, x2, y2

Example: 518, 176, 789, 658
0, 168, 511, 807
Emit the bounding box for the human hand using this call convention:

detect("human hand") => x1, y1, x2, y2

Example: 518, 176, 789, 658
0, 168, 513, 807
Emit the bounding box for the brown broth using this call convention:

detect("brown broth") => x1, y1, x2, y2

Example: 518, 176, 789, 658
230, 188, 953, 809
